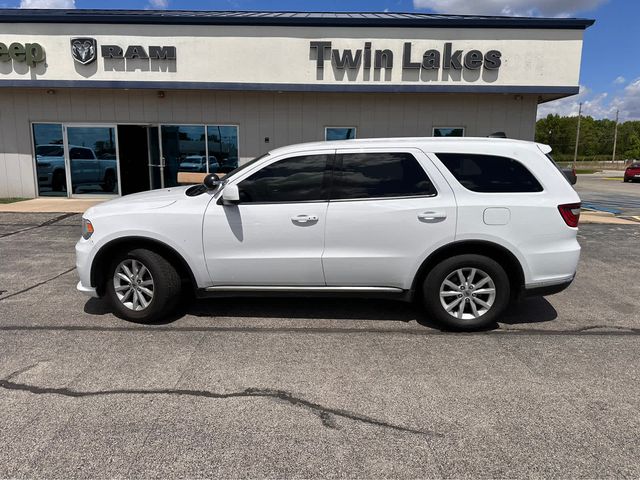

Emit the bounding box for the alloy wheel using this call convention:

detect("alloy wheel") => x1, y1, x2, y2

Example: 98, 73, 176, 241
439, 267, 496, 320
113, 259, 154, 311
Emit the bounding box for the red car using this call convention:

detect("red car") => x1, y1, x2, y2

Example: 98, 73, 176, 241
624, 163, 640, 182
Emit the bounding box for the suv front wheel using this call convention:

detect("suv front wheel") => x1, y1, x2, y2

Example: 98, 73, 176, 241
422, 254, 510, 330
105, 248, 182, 323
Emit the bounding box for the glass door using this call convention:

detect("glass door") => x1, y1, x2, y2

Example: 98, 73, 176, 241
160, 125, 207, 188
64, 125, 120, 197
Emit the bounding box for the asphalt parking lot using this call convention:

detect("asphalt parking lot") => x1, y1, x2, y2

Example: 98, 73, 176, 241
0, 204, 639, 477
575, 172, 640, 216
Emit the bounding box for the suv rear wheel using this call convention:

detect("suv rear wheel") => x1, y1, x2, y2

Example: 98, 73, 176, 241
105, 248, 182, 323
422, 254, 510, 330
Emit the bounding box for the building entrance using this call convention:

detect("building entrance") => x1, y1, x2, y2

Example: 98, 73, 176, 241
118, 125, 151, 195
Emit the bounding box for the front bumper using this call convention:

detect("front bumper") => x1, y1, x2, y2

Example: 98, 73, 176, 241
75, 237, 99, 297
76, 281, 98, 298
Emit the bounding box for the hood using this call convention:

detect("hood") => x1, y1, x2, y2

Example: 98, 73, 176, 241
83, 186, 191, 218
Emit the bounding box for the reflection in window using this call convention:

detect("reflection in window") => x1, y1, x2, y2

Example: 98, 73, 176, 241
208, 125, 239, 173
33, 123, 66, 197
238, 155, 331, 203
325, 127, 356, 141
433, 127, 464, 137
67, 127, 119, 195
332, 153, 436, 200
161, 125, 206, 187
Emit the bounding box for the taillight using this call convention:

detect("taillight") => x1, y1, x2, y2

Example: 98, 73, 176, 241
558, 203, 581, 227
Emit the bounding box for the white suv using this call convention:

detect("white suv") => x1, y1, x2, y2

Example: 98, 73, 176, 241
76, 137, 581, 330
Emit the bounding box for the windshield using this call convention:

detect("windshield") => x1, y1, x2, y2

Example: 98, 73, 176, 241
36, 145, 64, 157
223, 153, 269, 181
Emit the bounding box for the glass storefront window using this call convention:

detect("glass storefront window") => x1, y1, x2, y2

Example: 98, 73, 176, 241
33, 123, 66, 197
325, 127, 356, 141
433, 127, 465, 137
207, 125, 239, 173
161, 125, 206, 187
67, 126, 119, 195
32, 123, 241, 196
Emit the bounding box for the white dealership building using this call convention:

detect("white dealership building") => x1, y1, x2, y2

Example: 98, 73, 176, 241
0, 9, 593, 199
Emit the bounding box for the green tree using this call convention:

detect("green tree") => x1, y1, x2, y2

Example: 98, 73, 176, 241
536, 115, 640, 161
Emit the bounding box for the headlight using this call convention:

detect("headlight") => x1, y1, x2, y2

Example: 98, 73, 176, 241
81, 218, 94, 240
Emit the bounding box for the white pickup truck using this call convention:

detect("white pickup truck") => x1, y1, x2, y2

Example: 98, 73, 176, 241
36, 144, 118, 193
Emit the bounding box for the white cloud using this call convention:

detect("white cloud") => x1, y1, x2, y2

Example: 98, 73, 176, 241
20, 0, 75, 7
538, 80, 640, 121
413, 0, 607, 17
614, 78, 640, 121
613, 76, 626, 85
146, 0, 168, 8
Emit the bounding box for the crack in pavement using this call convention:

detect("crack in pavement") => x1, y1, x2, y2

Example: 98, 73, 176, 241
0, 366, 437, 437
0, 324, 638, 336
0, 267, 76, 301
0, 213, 77, 239
497, 325, 640, 335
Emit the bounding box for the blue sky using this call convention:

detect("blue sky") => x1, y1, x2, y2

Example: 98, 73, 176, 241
5, 0, 639, 121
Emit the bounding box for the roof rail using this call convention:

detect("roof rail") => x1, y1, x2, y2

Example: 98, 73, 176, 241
487, 132, 507, 138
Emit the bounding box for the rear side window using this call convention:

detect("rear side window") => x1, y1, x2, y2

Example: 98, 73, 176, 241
332, 152, 436, 200
238, 154, 331, 203
436, 153, 543, 193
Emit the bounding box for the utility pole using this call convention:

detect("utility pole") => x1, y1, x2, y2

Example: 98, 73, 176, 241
573, 102, 582, 169
612, 109, 619, 163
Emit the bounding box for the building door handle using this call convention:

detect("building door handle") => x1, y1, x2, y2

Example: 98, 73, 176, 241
418, 211, 447, 222
291, 214, 319, 224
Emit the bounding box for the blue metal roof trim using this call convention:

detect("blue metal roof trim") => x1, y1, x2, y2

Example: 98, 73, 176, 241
0, 80, 581, 96
0, 9, 595, 29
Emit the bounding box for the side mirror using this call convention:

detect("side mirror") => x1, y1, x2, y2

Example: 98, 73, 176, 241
222, 184, 240, 205
203, 173, 221, 190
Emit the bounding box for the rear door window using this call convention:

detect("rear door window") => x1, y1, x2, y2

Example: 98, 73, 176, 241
435, 153, 543, 193
331, 152, 436, 200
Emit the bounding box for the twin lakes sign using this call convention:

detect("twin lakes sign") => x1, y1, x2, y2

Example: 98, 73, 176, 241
310, 41, 502, 75
70, 37, 176, 65
0, 37, 503, 84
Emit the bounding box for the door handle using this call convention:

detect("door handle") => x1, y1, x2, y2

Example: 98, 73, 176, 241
418, 211, 447, 221
291, 214, 319, 224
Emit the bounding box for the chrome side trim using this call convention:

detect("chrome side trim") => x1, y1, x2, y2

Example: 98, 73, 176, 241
205, 286, 404, 293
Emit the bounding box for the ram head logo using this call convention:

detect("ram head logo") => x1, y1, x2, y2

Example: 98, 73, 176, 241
70, 38, 97, 65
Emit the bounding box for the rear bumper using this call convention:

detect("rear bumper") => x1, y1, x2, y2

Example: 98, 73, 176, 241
522, 274, 574, 297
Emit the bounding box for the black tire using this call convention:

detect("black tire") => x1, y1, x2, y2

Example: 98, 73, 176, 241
624, 178, 629, 183
101, 170, 116, 192
421, 254, 511, 331
105, 248, 182, 323
52, 170, 66, 192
